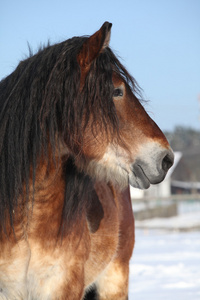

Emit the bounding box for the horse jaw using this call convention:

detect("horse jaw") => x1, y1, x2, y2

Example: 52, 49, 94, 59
85, 145, 130, 189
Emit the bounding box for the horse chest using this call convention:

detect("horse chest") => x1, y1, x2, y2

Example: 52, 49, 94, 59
84, 182, 120, 286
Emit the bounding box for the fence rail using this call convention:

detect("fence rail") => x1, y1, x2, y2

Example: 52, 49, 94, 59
131, 193, 200, 203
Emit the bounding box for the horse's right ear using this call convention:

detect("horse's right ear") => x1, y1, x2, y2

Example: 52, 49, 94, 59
77, 22, 112, 68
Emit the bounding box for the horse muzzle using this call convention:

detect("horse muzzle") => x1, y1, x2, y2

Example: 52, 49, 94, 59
129, 145, 174, 189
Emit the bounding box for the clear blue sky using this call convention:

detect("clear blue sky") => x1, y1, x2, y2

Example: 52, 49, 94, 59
1, 0, 200, 131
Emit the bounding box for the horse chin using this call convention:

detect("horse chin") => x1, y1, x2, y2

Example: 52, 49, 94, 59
128, 166, 151, 190
129, 174, 150, 190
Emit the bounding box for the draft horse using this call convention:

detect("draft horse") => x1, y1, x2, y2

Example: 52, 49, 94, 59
0, 22, 174, 299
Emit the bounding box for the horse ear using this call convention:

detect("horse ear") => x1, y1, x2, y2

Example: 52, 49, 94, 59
78, 22, 112, 67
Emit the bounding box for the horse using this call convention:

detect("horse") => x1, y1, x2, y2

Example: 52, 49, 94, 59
0, 22, 174, 299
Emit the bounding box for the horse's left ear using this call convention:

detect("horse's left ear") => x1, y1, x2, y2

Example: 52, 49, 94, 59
78, 22, 112, 67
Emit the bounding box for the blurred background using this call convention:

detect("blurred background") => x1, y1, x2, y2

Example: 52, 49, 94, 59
1, 0, 200, 299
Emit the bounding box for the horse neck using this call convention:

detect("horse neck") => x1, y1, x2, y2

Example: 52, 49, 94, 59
33, 153, 64, 201
21, 154, 66, 241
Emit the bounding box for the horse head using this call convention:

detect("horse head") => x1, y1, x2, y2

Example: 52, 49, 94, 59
74, 22, 174, 189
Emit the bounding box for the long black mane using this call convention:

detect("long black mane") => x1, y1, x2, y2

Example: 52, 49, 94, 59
0, 35, 138, 234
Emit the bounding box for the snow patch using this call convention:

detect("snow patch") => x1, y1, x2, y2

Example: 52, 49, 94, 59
129, 229, 200, 300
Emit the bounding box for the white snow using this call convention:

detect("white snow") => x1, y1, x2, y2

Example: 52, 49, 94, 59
129, 229, 200, 300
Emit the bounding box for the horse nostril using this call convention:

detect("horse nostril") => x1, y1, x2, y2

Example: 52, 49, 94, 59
162, 154, 173, 172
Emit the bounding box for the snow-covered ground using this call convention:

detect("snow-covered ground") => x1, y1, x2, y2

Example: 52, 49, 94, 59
129, 229, 200, 300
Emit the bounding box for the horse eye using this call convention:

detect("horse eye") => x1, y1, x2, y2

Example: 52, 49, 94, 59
113, 88, 123, 98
